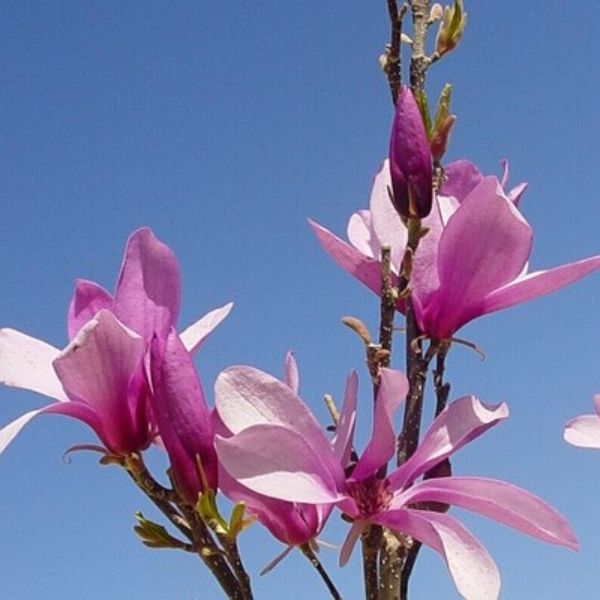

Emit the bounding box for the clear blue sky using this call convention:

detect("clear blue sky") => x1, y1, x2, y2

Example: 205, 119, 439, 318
1, 2, 599, 598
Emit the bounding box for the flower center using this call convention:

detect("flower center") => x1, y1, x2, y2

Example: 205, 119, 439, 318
347, 477, 393, 517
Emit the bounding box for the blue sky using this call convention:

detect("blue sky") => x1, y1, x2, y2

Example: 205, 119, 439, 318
1, 2, 599, 598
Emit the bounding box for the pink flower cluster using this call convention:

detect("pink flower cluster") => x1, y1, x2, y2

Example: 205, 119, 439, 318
1, 88, 598, 600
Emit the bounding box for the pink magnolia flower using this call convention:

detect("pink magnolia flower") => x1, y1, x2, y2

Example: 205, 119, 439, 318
311, 160, 600, 340
214, 354, 336, 553
0, 228, 232, 459
564, 395, 600, 449
389, 86, 433, 218
216, 368, 577, 600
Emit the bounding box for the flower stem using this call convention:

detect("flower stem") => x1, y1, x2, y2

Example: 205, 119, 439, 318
300, 543, 342, 600
361, 525, 381, 600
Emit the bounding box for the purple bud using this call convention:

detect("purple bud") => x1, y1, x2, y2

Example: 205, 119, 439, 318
389, 86, 433, 219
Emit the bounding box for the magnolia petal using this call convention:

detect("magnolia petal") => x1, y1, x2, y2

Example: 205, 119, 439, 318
53, 310, 145, 453
482, 256, 600, 317
310, 219, 385, 297
374, 509, 500, 600
180, 302, 233, 355
214, 366, 340, 478
369, 160, 406, 269
332, 371, 358, 467
0, 329, 68, 402
508, 182, 528, 207
215, 425, 343, 504
353, 369, 408, 481
220, 468, 324, 546
564, 409, 600, 449
425, 177, 532, 338
0, 408, 47, 454
67, 279, 113, 340
398, 477, 578, 550
283, 351, 300, 395
151, 330, 216, 499
114, 228, 181, 340
0, 400, 104, 455
339, 521, 364, 567
389, 396, 508, 491
441, 160, 483, 203
347, 211, 380, 260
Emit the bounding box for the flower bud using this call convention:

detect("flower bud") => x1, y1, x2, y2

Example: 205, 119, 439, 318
435, 0, 467, 57
389, 86, 433, 219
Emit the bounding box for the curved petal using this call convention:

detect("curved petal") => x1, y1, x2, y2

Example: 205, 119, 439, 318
219, 467, 324, 546
214, 366, 340, 478
347, 210, 380, 260
389, 396, 508, 491
0, 400, 104, 454
114, 227, 181, 340
215, 425, 344, 504
67, 279, 113, 340
481, 256, 600, 316
151, 330, 216, 499
179, 302, 233, 355
352, 369, 408, 481
374, 509, 500, 600
332, 371, 358, 466
310, 219, 385, 297
564, 410, 600, 449
370, 160, 406, 269
397, 477, 578, 550
53, 310, 145, 454
441, 160, 483, 203
283, 351, 299, 394
423, 177, 532, 338
339, 521, 364, 567
0, 329, 68, 401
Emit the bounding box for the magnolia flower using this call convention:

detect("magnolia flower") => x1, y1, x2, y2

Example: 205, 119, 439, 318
0, 228, 232, 458
216, 368, 577, 600
311, 160, 600, 340
564, 395, 600, 449
215, 354, 335, 560
389, 86, 433, 218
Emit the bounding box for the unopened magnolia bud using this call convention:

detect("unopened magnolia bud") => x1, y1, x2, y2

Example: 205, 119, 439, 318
389, 86, 433, 219
430, 114, 456, 161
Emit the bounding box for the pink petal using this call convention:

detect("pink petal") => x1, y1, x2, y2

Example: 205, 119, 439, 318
389, 396, 508, 491
339, 521, 364, 567
113, 228, 181, 340
332, 371, 358, 466
0, 329, 68, 401
151, 330, 216, 499
353, 369, 408, 480
441, 160, 483, 202
215, 424, 344, 504
422, 177, 532, 338
214, 366, 340, 478
67, 279, 113, 340
375, 509, 500, 600
398, 477, 578, 550
283, 351, 299, 394
310, 219, 385, 297
369, 160, 406, 269
0, 401, 105, 455
53, 310, 145, 454
564, 398, 600, 449
482, 257, 600, 316
179, 302, 233, 355
219, 467, 325, 546
347, 210, 380, 260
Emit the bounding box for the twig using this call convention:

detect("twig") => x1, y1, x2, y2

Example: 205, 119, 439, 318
362, 525, 381, 600
300, 543, 342, 600
384, 1, 407, 103
409, 0, 431, 92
